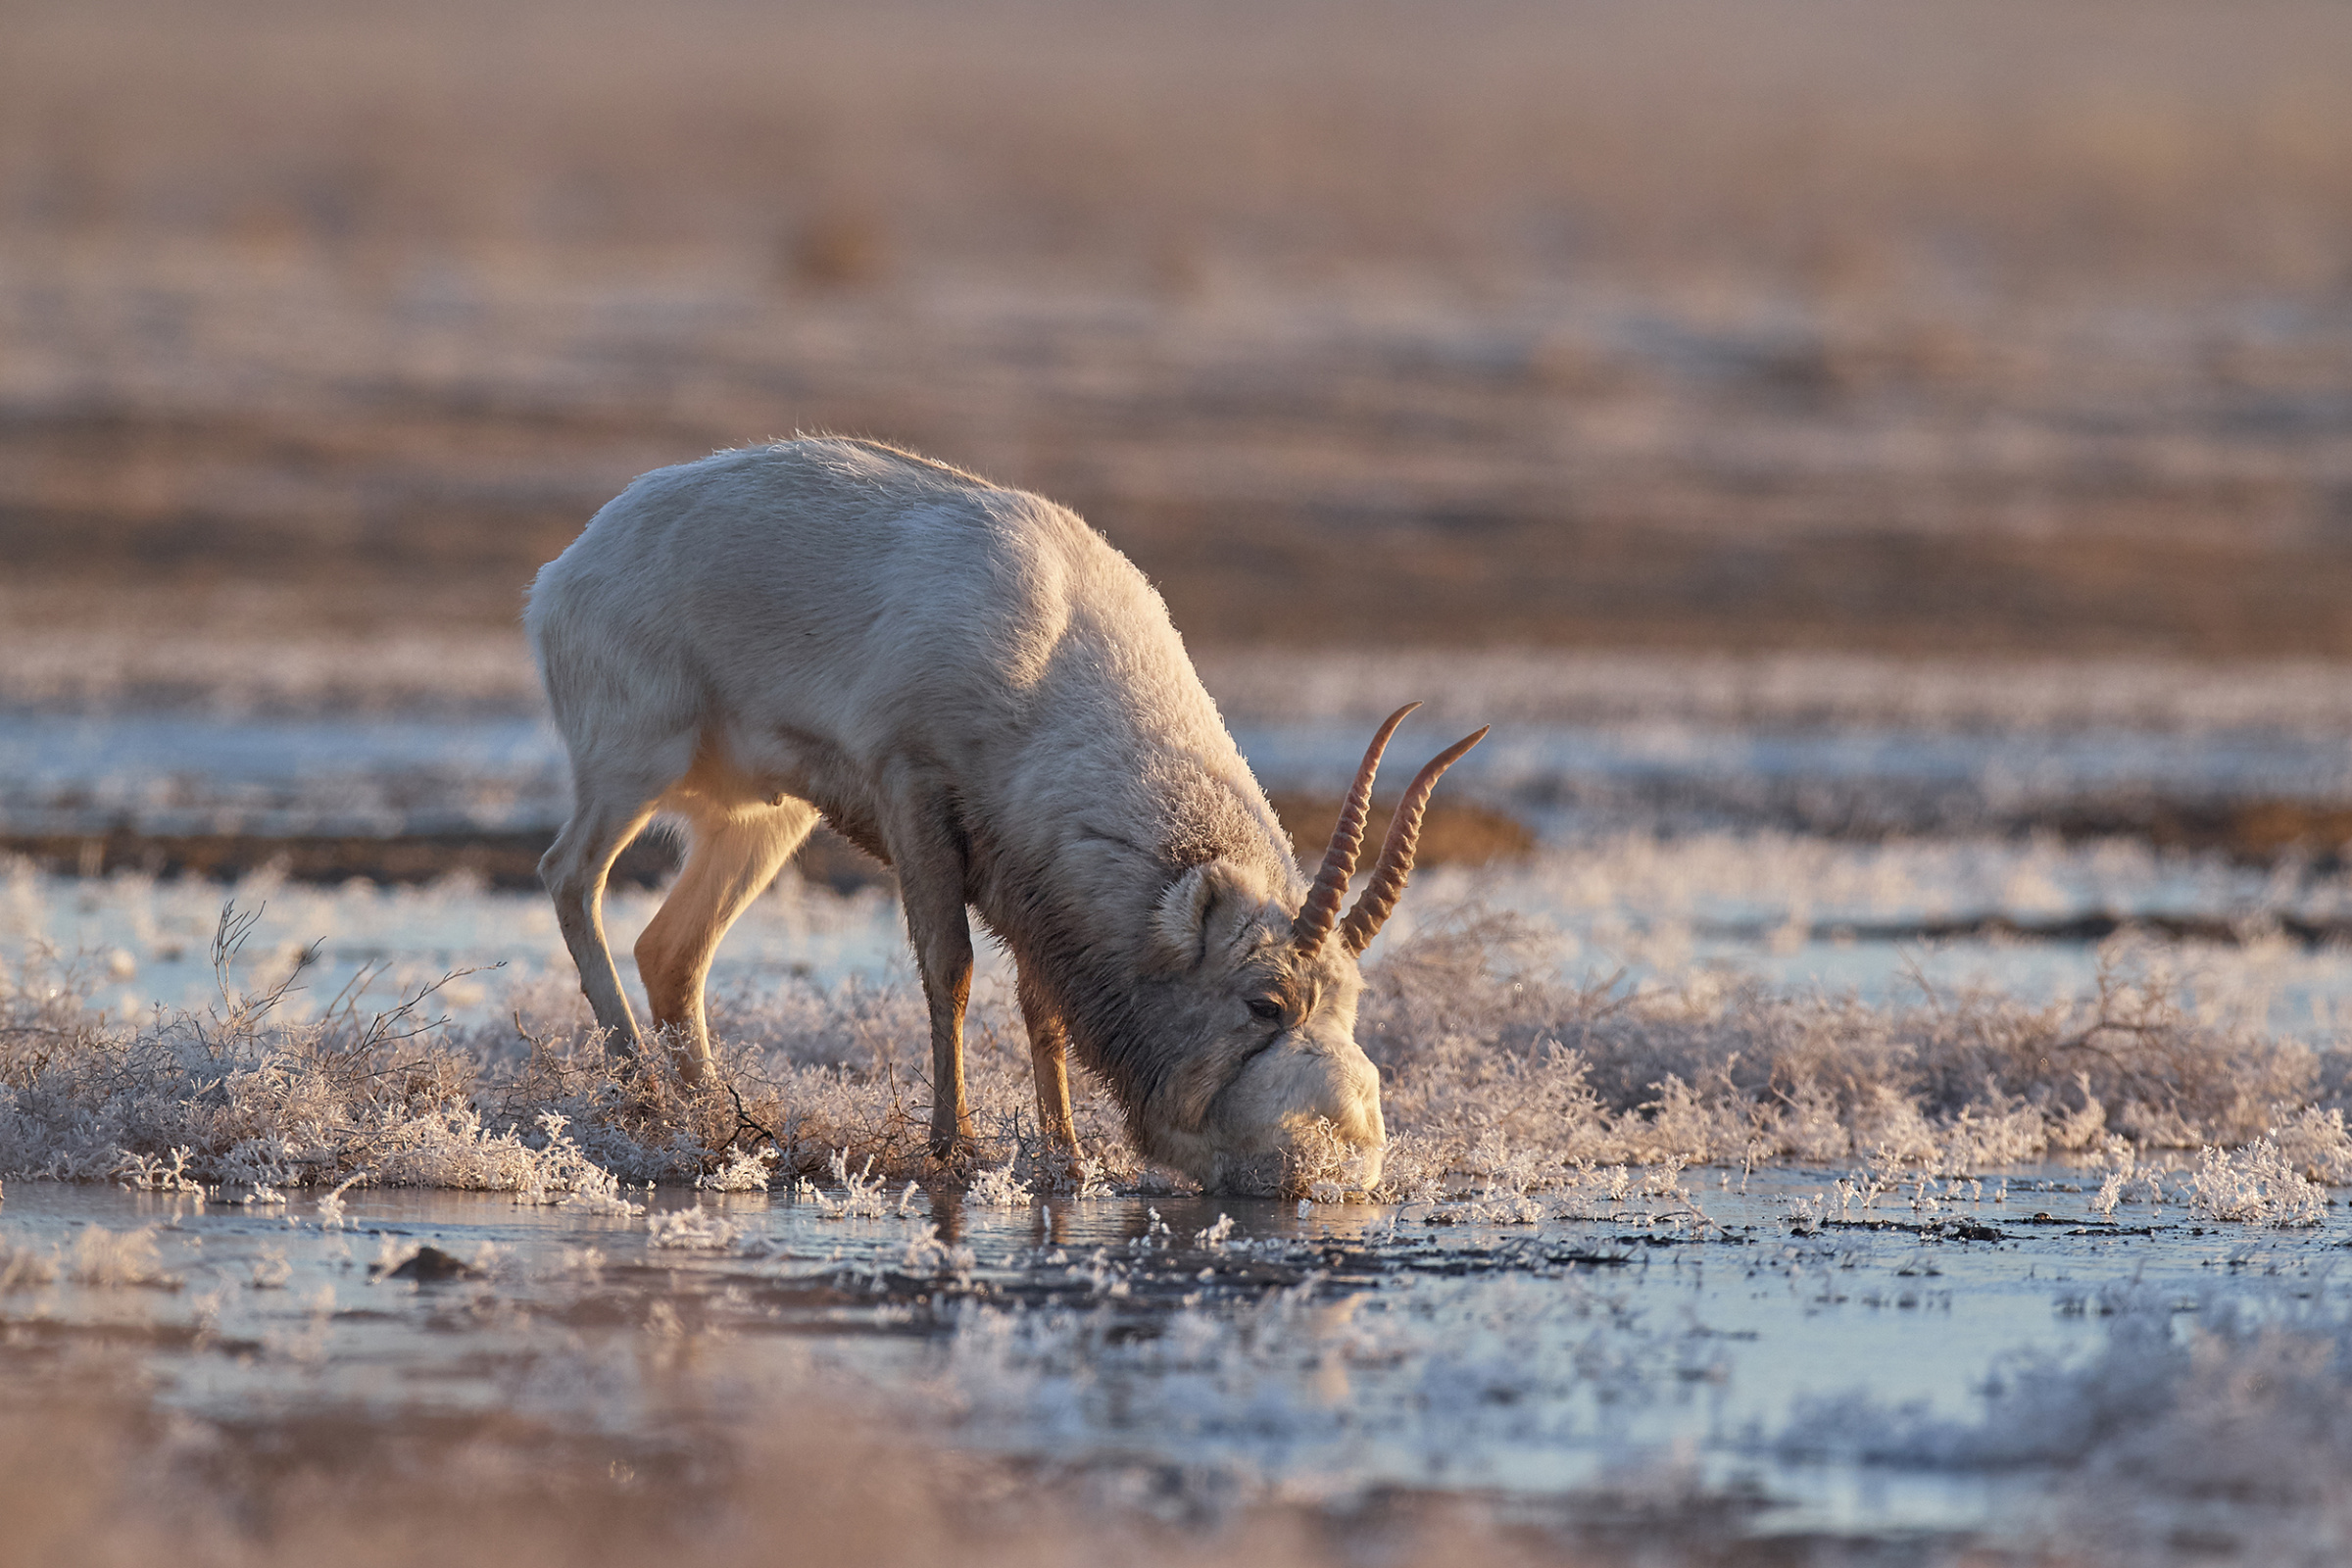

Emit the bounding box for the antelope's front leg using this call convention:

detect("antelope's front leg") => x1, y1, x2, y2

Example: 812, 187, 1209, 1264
1016, 970, 1079, 1152
916, 910, 975, 1155
889, 784, 977, 1156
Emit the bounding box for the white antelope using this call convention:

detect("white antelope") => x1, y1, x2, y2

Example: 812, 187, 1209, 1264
526, 438, 1483, 1193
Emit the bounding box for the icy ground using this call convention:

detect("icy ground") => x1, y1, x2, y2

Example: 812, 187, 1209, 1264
7, 856, 2351, 1564
6, 668, 2352, 1562
14, 820, 2352, 1047
4, 1165, 2350, 1564
18, 702, 2352, 1036
15, 705, 2352, 839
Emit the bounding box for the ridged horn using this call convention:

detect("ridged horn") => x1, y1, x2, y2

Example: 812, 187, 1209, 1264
1293, 703, 1419, 955
1339, 725, 1491, 956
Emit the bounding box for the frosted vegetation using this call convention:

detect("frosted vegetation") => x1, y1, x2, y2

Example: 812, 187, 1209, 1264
10, 630, 2352, 1207
7, 876, 2349, 1209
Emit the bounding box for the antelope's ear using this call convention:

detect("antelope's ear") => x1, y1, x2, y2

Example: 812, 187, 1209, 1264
1152, 863, 1220, 970
1152, 859, 1262, 971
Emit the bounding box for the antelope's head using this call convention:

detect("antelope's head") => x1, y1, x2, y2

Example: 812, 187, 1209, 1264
1141, 705, 1487, 1196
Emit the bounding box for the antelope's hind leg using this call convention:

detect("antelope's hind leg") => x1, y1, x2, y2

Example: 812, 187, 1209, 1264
634, 799, 819, 1085
541, 770, 676, 1057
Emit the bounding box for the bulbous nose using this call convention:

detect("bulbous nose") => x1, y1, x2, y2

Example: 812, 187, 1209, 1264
1200, 1041, 1388, 1196
1320, 1050, 1386, 1190
1332, 1052, 1384, 1141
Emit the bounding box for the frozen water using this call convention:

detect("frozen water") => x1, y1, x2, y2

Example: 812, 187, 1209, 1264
14, 710, 2352, 839
17, 706, 2352, 1037
2, 1168, 2346, 1556
0, 711, 569, 836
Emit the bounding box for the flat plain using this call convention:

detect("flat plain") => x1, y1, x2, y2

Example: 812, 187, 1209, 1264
6, 0, 2352, 654
7, 4, 2352, 1565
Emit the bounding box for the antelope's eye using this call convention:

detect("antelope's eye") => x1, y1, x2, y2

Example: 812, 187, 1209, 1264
1246, 998, 1283, 1023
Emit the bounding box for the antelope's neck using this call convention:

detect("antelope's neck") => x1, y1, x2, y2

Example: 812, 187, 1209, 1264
967, 741, 1294, 1121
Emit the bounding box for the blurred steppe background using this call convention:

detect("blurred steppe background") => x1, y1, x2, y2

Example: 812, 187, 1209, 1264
6, 0, 2352, 659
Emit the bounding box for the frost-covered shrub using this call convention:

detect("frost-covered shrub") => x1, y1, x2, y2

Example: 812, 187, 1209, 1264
0, 1235, 57, 1291
965, 1161, 1033, 1207
4, 902, 2345, 1199
67, 1226, 174, 1288
900, 1222, 976, 1276
796, 1150, 915, 1218
2269, 1105, 2352, 1185
697, 1144, 776, 1193
646, 1207, 741, 1250
1355, 909, 2341, 1187
0, 927, 678, 1201
2185, 1140, 2328, 1227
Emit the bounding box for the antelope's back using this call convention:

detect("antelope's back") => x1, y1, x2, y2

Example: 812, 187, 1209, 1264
525, 437, 1230, 772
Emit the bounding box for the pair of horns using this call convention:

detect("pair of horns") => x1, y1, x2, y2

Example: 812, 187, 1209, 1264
1293, 703, 1490, 957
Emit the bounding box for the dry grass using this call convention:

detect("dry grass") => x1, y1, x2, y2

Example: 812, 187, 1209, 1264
7, 895, 2348, 1200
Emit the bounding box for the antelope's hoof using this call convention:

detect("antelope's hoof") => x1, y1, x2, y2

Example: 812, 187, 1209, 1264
1027, 1142, 1091, 1195
925, 1133, 980, 1174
